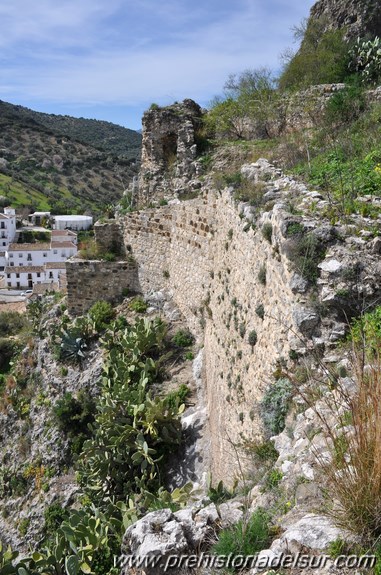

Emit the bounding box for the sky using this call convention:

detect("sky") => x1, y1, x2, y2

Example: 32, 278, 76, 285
0, 0, 316, 131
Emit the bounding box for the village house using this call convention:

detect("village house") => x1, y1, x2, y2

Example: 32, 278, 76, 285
0, 208, 17, 272
3, 231, 77, 291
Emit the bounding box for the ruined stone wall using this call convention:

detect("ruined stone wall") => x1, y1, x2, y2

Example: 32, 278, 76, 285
94, 221, 125, 256
137, 100, 203, 206
66, 259, 139, 316
120, 190, 303, 482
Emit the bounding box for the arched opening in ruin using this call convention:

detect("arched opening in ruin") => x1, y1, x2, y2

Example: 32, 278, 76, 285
161, 132, 178, 170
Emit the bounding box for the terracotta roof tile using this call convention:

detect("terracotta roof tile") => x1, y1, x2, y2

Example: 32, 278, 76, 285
5, 266, 44, 273
8, 243, 51, 251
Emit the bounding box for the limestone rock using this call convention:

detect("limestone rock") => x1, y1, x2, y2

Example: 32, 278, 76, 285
293, 307, 320, 338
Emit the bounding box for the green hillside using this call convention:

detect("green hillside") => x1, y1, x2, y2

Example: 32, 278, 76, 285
0, 101, 141, 215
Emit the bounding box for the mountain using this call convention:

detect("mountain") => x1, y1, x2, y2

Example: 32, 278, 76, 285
0, 100, 142, 215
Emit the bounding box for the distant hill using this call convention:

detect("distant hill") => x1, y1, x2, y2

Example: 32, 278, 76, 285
0, 100, 142, 215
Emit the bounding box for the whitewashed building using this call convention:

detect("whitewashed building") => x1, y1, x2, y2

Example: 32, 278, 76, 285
5, 235, 77, 289
0, 208, 17, 272
53, 215, 93, 231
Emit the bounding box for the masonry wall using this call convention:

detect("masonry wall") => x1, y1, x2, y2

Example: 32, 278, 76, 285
117, 190, 304, 482
66, 259, 139, 316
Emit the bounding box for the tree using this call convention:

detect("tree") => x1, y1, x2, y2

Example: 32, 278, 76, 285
205, 68, 281, 140
279, 18, 351, 90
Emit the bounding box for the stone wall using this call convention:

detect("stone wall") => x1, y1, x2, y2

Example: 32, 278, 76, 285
118, 187, 305, 483
66, 259, 139, 316
94, 221, 125, 256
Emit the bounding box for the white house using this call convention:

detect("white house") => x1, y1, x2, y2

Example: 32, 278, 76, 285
0, 208, 17, 271
51, 230, 77, 245
5, 234, 77, 290
28, 211, 51, 226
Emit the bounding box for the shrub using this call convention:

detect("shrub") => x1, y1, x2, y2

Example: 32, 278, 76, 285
44, 503, 69, 531
212, 508, 271, 566
263, 468, 283, 491
128, 297, 148, 313
248, 330, 258, 347
251, 440, 279, 462
53, 391, 96, 456
279, 18, 350, 90
325, 84, 366, 126
0, 339, 18, 372
258, 264, 266, 286
262, 378, 293, 436
0, 311, 29, 337
172, 329, 194, 348
262, 223, 273, 243
165, 384, 190, 410
88, 300, 115, 332
255, 304, 265, 319
234, 181, 267, 206
285, 232, 325, 284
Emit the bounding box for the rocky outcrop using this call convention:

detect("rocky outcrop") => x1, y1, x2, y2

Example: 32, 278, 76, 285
136, 99, 204, 206
310, 0, 381, 41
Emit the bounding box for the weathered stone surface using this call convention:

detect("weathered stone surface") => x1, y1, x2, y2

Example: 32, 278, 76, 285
318, 259, 342, 273
289, 273, 309, 294
310, 0, 381, 41
137, 99, 204, 206
293, 308, 320, 338
66, 259, 139, 315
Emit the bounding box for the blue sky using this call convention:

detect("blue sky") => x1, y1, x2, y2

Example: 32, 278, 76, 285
0, 0, 316, 130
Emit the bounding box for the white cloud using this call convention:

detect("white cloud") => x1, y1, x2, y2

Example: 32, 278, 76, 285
0, 0, 316, 123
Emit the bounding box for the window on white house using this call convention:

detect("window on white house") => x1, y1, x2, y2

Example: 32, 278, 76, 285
9, 254, 13, 258
7, 282, 10, 287
10, 262, 14, 266
43, 253, 47, 257
19, 254, 22, 257
37, 273, 40, 277
53, 249, 57, 254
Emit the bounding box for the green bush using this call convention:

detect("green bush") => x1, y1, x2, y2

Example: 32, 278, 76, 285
325, 84, 366, 126
248, 330, 258, 347
165, 384, 190, 410
88, 300, 115, 331
128, 296, 148, 313
262, 378, 293, 436
0, 311, 29, 337
44, 503, 69, 532
251, 440, 279, 462
279, 19, 350, 90
212, 508, 271, 568
262, 223, 273, 243
53, 391, 96, 456
258, 264, 266, 286
255, 304, 265, 319
0, 339, 18, 372
285, 232, 325, 284
263, 468, 283, 491
172, 329, 194, 348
